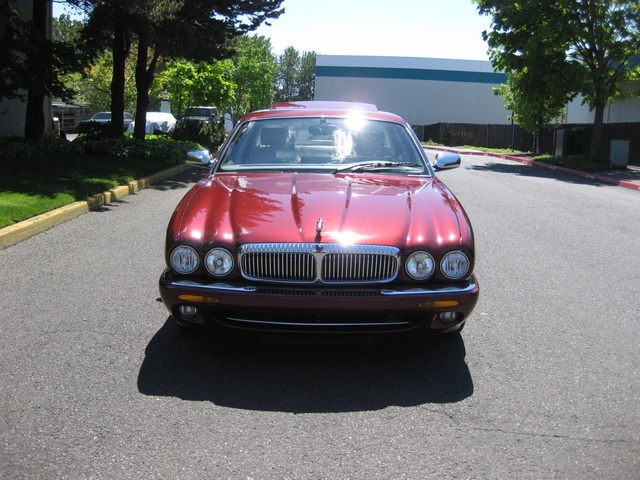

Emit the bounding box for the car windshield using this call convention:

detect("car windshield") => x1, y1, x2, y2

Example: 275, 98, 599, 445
92, 112, 111, 120
217, 117, 428, 175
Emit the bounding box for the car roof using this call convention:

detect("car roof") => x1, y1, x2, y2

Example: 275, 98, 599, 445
240, 101, 407, 124
272, 101, 378, 112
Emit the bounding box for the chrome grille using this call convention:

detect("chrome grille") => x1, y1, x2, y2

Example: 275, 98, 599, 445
322, 252, 398, 282
239, 243, 400, 284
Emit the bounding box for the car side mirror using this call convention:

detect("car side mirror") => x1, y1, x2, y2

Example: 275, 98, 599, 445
186, 149, 215, 166
432, 152, 461, 171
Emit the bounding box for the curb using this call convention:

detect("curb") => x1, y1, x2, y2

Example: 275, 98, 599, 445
0, 163, 195, 249
429, 146, 640, 192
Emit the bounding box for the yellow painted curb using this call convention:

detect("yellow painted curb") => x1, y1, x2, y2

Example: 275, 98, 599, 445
0, 163, 195, 249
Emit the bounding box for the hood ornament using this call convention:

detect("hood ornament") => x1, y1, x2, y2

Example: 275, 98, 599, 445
315, 217, 323, 245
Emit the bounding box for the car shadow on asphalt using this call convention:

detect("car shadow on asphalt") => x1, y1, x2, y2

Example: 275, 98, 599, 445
152, 167, 210, 191
466, 161, 617, 187
137, 317, 474, 413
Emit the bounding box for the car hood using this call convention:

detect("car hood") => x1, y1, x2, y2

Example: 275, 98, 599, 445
172, 173, 469, 250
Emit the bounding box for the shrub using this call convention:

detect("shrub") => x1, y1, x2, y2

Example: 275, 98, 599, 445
172, 120, 226, 151
73, 134, 202, 164
0, 136, 84, 160
0, 133, 202, 164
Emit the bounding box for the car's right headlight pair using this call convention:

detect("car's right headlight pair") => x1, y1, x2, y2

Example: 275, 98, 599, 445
170, 246, 234, 277
405, 250, 469, 280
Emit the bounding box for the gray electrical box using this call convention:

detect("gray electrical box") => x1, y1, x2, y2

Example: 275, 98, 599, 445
610, 140, 630, 167
555, 129, 566, 156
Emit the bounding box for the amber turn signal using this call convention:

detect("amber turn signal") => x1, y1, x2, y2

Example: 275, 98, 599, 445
418, 300, 460, 309
178, 294, 220, 304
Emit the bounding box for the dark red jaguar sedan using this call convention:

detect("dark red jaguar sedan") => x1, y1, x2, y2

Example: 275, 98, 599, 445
159, 101, 479, 339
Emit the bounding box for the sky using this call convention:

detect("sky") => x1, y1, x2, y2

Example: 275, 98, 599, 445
53, 0, 493, 61
254, 0, 493, 60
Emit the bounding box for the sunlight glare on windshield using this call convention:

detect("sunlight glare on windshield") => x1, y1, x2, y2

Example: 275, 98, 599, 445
345, 112, 367, 132
333, 128, 354, 160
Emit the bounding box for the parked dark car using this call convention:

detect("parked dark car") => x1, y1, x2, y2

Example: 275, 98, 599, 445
159, 101, 479, 340
181, 106, 219, 126
77, 111, 134, 133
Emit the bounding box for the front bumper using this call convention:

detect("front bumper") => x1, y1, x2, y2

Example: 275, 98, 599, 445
159, 268, 479, 336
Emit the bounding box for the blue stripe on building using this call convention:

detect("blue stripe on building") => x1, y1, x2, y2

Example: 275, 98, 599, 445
315, 66, 507, 85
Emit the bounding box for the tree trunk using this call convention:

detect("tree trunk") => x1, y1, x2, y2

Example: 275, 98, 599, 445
589, 93, 606, 159
133, 37, 159, 140
24, 0, 47, 139
109, 23, 129, 138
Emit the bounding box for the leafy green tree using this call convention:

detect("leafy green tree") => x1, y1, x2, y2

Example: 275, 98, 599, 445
274, 47, 316, 102
52, 14, 85, 103
230, 35, 277, 120
275, 46, 299, 101
66, 0, 132, 135
478, 1, 581, 152
52, 15, 123, 112
495, 76, 568, 154
568, 1, 640, 157
132, 0, 285, 139
157, 58, 235, 118
475, 0, 640, 158
71, 0, 283, 138
84, 49, 137, 114
158, 35, 287, 122
52, 13, 83, 44
297, 50, 316, 101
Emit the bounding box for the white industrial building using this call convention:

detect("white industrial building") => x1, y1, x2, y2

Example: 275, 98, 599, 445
314, 55, 510, 126
314, 54, 640, 127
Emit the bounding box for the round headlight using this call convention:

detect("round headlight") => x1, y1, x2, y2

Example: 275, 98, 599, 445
406, 251, 435, 280
170, 246, 199, 274
441, 251, 470, 279
205, 248, 234, 276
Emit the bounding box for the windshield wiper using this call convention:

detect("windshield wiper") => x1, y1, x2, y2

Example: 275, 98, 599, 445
333, 161, 423, 173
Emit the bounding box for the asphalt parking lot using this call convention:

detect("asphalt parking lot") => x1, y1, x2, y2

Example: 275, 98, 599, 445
1, 153, 638, 478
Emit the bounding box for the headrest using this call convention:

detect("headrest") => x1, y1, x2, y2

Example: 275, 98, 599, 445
261, 127, 289, 146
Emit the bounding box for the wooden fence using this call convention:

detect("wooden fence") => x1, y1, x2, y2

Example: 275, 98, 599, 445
414, 122, 639, 165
